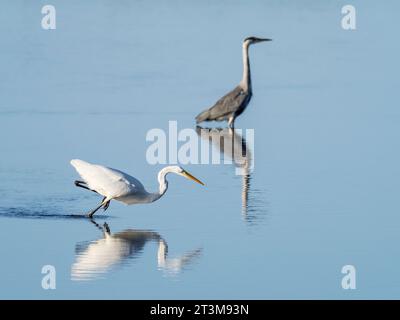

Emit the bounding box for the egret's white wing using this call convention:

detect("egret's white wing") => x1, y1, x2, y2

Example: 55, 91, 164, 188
71, 159, 145, 198
71, 230, 160, 281
71, 236, 130, 281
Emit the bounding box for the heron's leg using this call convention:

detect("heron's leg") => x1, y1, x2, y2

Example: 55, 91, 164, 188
228, 117, 235, 129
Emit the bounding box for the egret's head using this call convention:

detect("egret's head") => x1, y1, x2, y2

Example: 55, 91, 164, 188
171, 166, 205, 186
243, 36, 272, 47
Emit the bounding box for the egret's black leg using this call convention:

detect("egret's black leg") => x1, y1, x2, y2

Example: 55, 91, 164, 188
103, 222, 111, 234
87, 197, 110, 218
100, 196, 110, 211
87, 202, 105, 218
74, 180, 98, 194
89, 218, 103, 230
74, 180, 87, 188
103, 200, 110, 211
89, 219, 111, 235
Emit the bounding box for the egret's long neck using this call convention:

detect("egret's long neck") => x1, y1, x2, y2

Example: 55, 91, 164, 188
157, 239, 168, 267
149, 167, 170, 202
240, 43, 252, 92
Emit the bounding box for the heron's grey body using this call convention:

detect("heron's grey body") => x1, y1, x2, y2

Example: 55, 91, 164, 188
196, 37, 271, 128
196, 85, 252, 128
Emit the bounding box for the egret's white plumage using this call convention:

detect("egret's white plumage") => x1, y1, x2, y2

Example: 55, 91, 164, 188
71, 159, 145, 200
70, 159, 204, 217
71, 222, 202, 281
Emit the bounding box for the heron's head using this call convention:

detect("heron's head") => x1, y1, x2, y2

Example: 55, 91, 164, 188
168, 166, 205, 186
243, 36, 272, 47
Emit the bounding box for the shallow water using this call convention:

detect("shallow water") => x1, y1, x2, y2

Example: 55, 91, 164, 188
1, 1, 400, 299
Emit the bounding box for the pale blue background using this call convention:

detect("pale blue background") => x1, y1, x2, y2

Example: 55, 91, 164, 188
0, 0, 399, 299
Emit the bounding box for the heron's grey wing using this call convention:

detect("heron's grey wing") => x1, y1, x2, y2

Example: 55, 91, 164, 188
208, 86, 248, 120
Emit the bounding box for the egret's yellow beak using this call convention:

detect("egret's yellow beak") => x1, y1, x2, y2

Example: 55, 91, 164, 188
182, 170, 205, 186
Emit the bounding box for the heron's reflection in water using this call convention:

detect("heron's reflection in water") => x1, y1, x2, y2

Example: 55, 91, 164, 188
196, 127, 263, 224
71, 220, 202, 281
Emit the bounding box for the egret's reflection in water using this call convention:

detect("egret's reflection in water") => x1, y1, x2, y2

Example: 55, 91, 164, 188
71, 220, 202, 281
196, 127, 265, 224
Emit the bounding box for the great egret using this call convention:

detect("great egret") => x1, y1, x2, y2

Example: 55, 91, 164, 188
71, 221, 202, 281
195, 36, 271, 128
71, 159, 204, 217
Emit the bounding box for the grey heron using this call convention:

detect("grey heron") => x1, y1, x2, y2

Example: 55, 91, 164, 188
195, 36, 271, 128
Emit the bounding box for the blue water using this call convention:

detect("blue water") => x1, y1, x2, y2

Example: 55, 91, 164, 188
0, 0, 399, 299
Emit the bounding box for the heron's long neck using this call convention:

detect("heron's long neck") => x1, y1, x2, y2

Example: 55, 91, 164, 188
240, 44, 251, 92
149, 167, 169, 202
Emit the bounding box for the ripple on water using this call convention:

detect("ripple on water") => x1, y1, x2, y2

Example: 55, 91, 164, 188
0, 206, 110, 220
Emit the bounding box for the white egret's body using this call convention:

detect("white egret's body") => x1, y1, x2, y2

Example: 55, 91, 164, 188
71, 159, 204, 217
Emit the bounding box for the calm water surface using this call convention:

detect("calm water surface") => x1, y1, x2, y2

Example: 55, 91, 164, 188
0, 1, 399, 299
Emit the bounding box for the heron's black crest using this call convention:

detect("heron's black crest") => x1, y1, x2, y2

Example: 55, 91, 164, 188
243, 36, 272, 43
244, 36, 257, 42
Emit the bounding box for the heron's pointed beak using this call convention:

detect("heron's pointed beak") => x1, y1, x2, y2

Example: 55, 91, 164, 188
258, 38, 272, 43
182, 171, 205, 186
